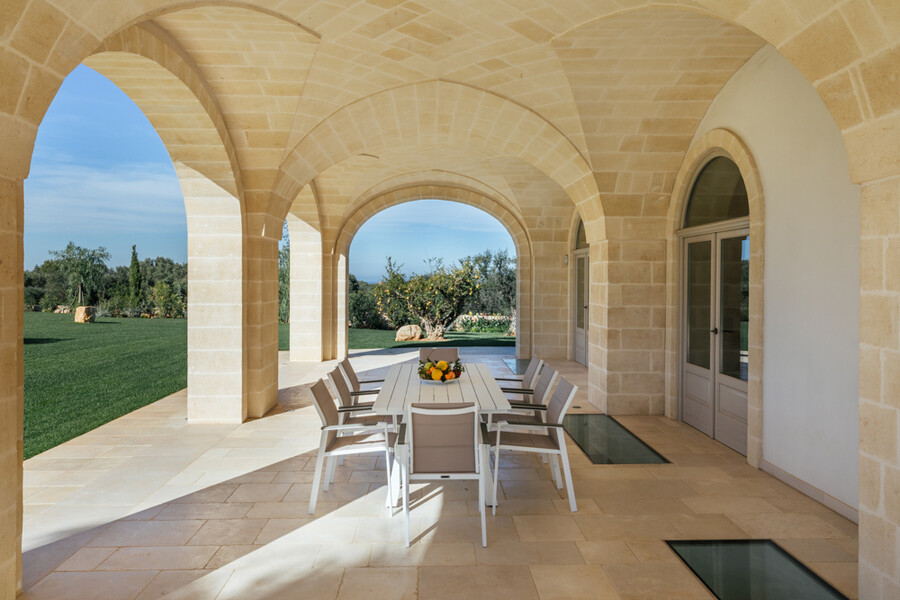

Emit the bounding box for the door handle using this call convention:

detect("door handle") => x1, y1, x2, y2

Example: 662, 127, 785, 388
710, 328, 719, 334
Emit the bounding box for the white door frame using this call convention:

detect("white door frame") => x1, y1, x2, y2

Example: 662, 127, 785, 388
572, 249, 589, 367
678, 217, 750, 454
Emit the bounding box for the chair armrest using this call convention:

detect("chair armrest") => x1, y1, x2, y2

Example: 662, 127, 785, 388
494, 376, 523, 382
508, 403, 546, 411
501, 387, 533, 394
397, 423, 407, 445
359, 378, 384, 384
321, 423, 386, 432
349, 389, 380, 397
337, 404, 375, 413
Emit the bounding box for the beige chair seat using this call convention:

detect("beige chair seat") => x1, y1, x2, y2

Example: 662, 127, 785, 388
484, 429, 558, 451
329, 431, 398, 453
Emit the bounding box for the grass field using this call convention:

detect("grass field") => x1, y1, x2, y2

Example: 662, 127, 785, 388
277, 324, 514, 351
24, 312, 187, 459
24, 314, 511, 458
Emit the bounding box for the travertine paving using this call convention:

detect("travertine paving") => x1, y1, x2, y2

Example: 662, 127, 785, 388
21, 348, 857, 600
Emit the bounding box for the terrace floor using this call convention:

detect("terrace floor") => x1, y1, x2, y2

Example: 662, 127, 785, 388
21, 348, 858, 600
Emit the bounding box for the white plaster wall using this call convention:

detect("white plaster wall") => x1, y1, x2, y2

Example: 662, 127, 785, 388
692, 45, 861, 509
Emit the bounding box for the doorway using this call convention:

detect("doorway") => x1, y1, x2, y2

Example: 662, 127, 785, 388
573, 250, 589, 366
678, 155, 750, 455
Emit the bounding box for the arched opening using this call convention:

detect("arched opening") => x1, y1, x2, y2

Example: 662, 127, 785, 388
571, 218, 590, 367
678, 155, 750, 456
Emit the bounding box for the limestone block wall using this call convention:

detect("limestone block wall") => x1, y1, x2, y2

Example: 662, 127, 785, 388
179, 164, 247, 423
245, 232, 279, 418
0, 175, 23, 595
859, 176, 900, 597
287, 214, 323, 362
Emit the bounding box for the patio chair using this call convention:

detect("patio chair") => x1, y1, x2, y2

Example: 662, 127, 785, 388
495, 366, 558, 427
307, 379, 396, 514
418, 347, 459, 364
495, 357, 543, 394
327, 366, 393, 427
339, 357, 383, 399
487, 377, 579, 514
396, 402, 489, 547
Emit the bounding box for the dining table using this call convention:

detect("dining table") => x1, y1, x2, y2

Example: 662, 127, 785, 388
373, 361, 511, 507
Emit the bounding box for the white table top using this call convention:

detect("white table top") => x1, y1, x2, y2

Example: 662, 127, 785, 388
373, 362, 511, 416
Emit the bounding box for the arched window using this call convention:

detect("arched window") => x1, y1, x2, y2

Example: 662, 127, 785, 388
684, 156, 749, 228
574, 219, 588, 250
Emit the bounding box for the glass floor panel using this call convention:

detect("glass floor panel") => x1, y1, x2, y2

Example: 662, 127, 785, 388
667, 540, 848, 600
502, 359, 532, 375
561, 414, 668, 464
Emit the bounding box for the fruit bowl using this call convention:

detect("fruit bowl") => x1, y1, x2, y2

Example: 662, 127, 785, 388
417, 358, 464, 383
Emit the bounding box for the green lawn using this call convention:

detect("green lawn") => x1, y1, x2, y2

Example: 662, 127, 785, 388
24, 312, 187, 459
277, 324, 514, 351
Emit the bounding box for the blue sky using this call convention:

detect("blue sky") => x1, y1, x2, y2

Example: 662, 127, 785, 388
26, 65, 515, 278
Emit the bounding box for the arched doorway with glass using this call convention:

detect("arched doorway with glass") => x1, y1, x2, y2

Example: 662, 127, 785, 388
572, 219, 589, 367
679, 156, 750, 455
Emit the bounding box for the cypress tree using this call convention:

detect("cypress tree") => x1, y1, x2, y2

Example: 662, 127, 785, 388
128, 245, 143, 308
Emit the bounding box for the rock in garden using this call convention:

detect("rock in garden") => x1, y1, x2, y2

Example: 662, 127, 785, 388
74, 306, 94, 323
395, 324, 422, 341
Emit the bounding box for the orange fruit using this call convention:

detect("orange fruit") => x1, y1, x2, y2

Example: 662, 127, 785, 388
445, 371, 455, 380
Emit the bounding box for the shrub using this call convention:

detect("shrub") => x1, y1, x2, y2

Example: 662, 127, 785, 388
452, 313, 512, 334
349, 289, 387, 329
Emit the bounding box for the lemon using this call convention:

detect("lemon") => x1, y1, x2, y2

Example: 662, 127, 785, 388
436, 360, 449, 371
431, 369, 443, 381
424, 362, 434, 371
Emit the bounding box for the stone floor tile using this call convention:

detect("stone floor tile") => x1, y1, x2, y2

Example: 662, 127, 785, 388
87, 520, 204, 547
315, 543, 373, 568
272, 469, 316, 484
664, 514, 749, 539
204, 545, 258, 569
530, 564, 621, 599
369, 542, 475, 567
55, 547, 116, 571
475, 541, 584, 565
226, 483, 291, 503
808, 561, 859, 599
170, 484, 239, 504
337, 567, 418, 600
593, 495, 692, 516
133, 569, 210, 600
681, 495, 781, 514
500, 479, 565, 501
20, 571, 158, 600
776, 538, 857, 562
625, 541, 679, 563
255, 516, 359, 545
97, 546, 219, 571
355, 516, 423, 545
154, 503, 252, 521
603, 563, 714, 600
247, 501, 337, 519
188, 518, 268, 546
575, 541, 638, 565
512, 515, 586, 542
575, 515, 679, 541
728, 513, 851, 539
419, 515, 518, 544
215, 566, 343, 600
418, 565, 540, 600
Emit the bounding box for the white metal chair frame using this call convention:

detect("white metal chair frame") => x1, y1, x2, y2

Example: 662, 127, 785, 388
395, 403, 490, 547
490, 378, 579, 514
339, 357, 383, 400
307, 379, 394, 515
495, 357, 543, 395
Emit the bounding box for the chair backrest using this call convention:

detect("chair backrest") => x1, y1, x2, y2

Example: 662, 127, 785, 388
327, 366, 353, 408
408, 402, 476, 474
309, 379, 339, 448
546, 377, 578, 425
338, 357, 360, 391
531, 366, 558, 406
419, 347, 459, 363
521, 357, 543, 389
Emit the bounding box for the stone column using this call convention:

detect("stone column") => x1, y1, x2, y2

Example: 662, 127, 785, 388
287, 214, 323, 361
245, 225, 280, 419
179, 164, 247, 423
858, 177, 900, 598
0, 174, 24, 596
335, 252, 348, 359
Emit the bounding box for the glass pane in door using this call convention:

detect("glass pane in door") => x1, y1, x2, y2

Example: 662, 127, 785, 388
576, 256, 586, 329
686, 241, 712, 368
720, 235, 749, 381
